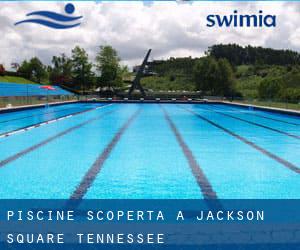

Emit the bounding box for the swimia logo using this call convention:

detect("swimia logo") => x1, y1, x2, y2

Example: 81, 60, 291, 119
206, 10, 276, 28
15, 3, 82, 29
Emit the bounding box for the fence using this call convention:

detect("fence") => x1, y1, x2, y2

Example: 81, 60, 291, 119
231, 97, 300, 111
0, 82, 77, 108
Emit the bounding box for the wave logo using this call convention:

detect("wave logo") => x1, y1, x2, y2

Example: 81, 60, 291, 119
15, 3, 82, 29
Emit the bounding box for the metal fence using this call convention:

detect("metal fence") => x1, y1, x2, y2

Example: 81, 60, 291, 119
231, 97, 300, 111
0, 95, 78, 109
1, 94, 299, 112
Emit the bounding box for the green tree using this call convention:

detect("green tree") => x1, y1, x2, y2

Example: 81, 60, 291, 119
193, 57, 218, 94
215, 58, 235, 96
194, 57, 235, 96
258, 78, 283, 99
29, 57, 47, 83
50, 54, 73, 85
208, 44, 300, 66
280, 88, 300, 102
95, 45, 122, 88
18, 60, 32, 79
71, 46, 94, 91
18, 58, 47, 83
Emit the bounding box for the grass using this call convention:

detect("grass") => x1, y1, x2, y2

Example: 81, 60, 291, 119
0, 76, 37, 84
141, 75, 195, 91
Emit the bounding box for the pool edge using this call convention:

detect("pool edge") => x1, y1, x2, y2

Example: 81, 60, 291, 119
222, 101, 300, 117
0, 100, 79, 114
1, 99, 299, 117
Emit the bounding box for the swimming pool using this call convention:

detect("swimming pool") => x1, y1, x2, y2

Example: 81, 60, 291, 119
0, 103, 298, 199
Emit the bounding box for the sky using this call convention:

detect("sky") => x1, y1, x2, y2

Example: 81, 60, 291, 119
1, 1, 300, 70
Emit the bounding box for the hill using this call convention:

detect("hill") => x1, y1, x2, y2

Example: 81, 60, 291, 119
142, 45, 300, 105
143, 57, 197, 91
208, 44, 300, 65
235, 64, 300, 102
0, 76, 37, 84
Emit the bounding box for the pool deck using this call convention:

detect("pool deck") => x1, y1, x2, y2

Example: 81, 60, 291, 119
0, 100, 78, 114
82, 99, 300, 116
0, 99, 299, 117
223, 101, 300, 117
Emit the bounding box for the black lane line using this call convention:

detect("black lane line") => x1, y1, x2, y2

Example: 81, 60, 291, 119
179, 106, 300, 174
203, 106, 300, 140
160, 105, 218, 200
70, 108, 141, 200
0, 104, 90, 124
213, 105, 300, 126
0, 104, 108, 138
251, 113, 300, 126
0, 109, 116, 168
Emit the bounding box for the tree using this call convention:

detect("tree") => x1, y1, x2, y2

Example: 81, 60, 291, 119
279, 88, 300, 102
208, 44, 300, 66
18, 60, 31, 79
193, 57, 235, 96
215, 58, 235, 96
29, 57, 47, 83
49, 54, 73, 85
95, 45, 122, 88
193, 57, 218, 93
0, 64, 5, 76
258, 78, 283, 99
71, 46, 94, 91
18, 58, 47, 83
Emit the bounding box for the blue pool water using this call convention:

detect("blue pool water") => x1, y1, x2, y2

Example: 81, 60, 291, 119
0, 103, 103, 136
0, 103, 298, 199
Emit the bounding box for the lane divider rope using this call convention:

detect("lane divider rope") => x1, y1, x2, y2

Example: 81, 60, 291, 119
0, 106, 116, 168
203, 106, 300, 140
0, 104, 112, 139
179, 105, 300, 174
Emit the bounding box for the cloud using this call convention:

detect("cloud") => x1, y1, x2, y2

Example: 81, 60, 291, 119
0, 2, 299, 70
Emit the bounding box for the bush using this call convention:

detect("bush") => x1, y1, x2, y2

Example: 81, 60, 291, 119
169, 75, 176, 82
258, 78, 283, 99
0, 64, 5, 76
279, 88, 300, 103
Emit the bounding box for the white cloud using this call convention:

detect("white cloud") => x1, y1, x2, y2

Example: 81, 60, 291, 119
0, 1, 300, 70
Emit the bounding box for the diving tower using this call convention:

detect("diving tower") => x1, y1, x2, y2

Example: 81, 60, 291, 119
128, 49, 152, 98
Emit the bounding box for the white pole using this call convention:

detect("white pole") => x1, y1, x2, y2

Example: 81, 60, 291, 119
46, 89, 49, 108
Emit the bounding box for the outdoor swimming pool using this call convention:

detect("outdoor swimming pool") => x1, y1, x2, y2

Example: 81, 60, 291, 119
0, 103, 299, 199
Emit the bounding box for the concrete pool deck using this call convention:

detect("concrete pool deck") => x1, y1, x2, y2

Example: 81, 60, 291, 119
223, 101, 300, 117
0, 100, 78, 114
